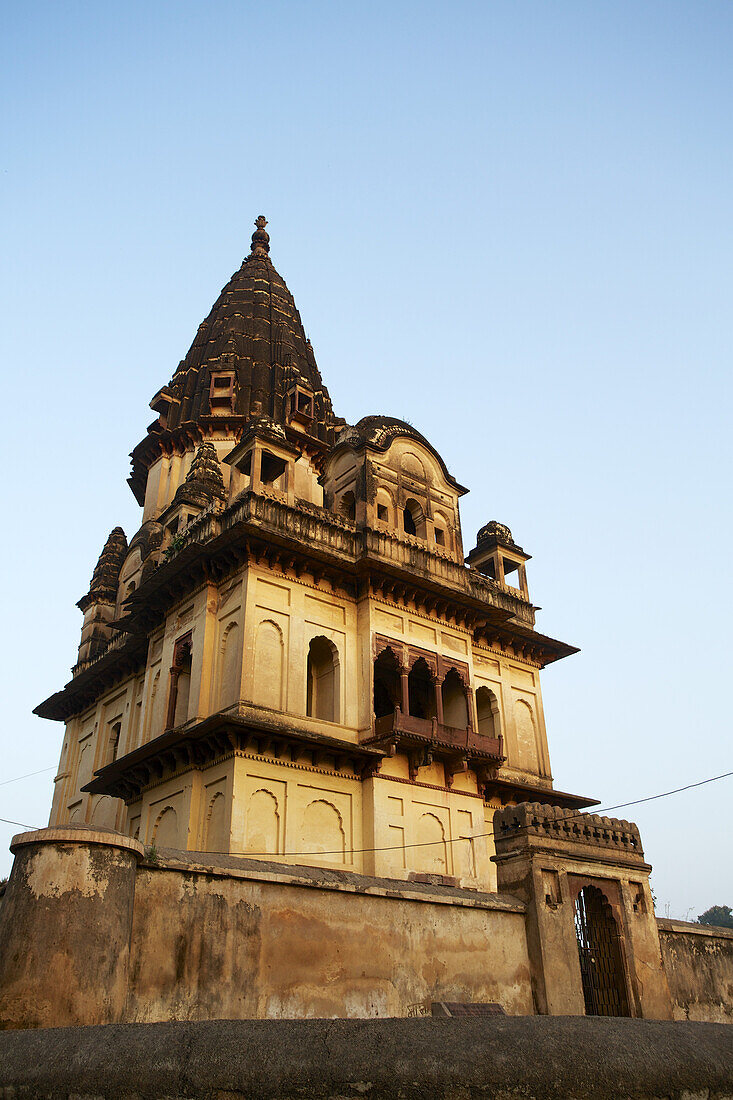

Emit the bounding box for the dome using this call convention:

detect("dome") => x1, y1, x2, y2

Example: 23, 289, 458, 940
335, 415, 466, 492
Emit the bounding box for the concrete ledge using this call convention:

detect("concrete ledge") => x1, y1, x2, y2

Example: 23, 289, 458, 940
0, 1017, 731, 1099
10, 827, 145, 858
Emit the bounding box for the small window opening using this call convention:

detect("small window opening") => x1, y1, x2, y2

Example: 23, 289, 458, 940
109, 722, 121, 763
209, 371, 235, 412
402, 499, 426, 539
260, 450, 287, 487
408, 658, 436, 720
478, 556, 497, 580
339, 491, 356, 521
306, 637, 339, 722
503, 558, 521, 589
286, 386, 315, 425
377, 503, 388, 522
441, 668, 468, 729
297, 391, 314, 416
373, 647, 401, 719
434, 527, 445, 547
476, 686, 499, 739
166, 634, 193, 730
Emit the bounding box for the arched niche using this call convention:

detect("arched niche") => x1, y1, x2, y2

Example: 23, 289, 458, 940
415, 812, 448, 874
302, 799, 345, 863
218, 620, 241, 709
400, 450, 426, 481
154, 806, 178, 848
375, 487, 393, 525
432, 510, 451, 551
514, 698, 539, 771
306, 636, 340, 723
245, 788, 280, 855
205, 791, 228, 854
253, 619, 284, 710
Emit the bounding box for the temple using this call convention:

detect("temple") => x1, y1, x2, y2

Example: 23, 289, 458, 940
2, 218, 726, 1029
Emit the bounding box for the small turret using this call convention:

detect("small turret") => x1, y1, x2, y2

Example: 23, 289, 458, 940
466, 520, 531, 599
76, 527, 128, 664
172, 442, 227, 511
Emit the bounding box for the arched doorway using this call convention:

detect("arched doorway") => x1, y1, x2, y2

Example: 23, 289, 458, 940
574, 885, 630, 1017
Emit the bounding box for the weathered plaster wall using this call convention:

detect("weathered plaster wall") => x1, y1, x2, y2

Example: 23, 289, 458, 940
1, 1017, 732, 1100
0, 830, 143, 1030
124, 851, 533, 1022
658, 918, 733, 1023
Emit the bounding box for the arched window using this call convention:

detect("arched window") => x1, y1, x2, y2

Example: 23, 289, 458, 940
408, 657, 436, 720
476, 686, 500, 739
442, 668, 468, 729
108, 722, 121, 763
403, 498, 426, 539
167, 636, 192, 729
306, 636, 339, 722
373, 647, 401, 719
339, 491, 356, 521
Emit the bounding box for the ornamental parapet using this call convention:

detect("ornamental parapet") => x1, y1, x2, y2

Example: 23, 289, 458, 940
149, 491, 534, 622
493, 802, 644, 857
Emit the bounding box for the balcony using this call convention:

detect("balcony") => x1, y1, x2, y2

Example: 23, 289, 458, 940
367, 708, 504, 784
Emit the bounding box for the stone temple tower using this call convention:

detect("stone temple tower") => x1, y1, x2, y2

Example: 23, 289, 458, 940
0, 218, 680, 1028
36, 216, 594, 884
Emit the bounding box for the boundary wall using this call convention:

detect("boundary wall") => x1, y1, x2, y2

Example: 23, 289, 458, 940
658, 917, 733, 1023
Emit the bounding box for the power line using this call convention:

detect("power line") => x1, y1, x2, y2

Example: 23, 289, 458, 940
158, 767, 733, 859
2, 769, 730, 860
0, 817, 41, 831
0, 767, 56, 788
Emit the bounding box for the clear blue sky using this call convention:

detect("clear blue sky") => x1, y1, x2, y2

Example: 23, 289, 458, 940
1, 1, 731, 916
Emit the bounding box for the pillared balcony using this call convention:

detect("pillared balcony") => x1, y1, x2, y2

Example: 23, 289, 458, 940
368, 707, 504, 784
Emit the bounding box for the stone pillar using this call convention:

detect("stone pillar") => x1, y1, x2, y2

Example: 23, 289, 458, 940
492, 803, 673, 1020
400, 665, 410, 715
0, 827, 144, 1029
433, 676, 444, 726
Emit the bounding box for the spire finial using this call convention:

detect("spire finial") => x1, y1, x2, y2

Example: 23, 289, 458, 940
248, 214, 270, 260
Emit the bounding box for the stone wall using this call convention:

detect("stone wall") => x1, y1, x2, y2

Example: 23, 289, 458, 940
0, 830, 533, 1028
658, 917, 733, 1023
127, 850, 533, 1021
0, 1017, 731, 1099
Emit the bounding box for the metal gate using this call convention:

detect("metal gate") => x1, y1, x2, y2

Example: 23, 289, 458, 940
574, 885, 630, 1017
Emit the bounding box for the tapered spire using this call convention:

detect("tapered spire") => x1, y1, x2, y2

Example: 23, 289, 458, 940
173, 441, 226, 509
129, 217, 339, 504
77, 527, 128, 611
